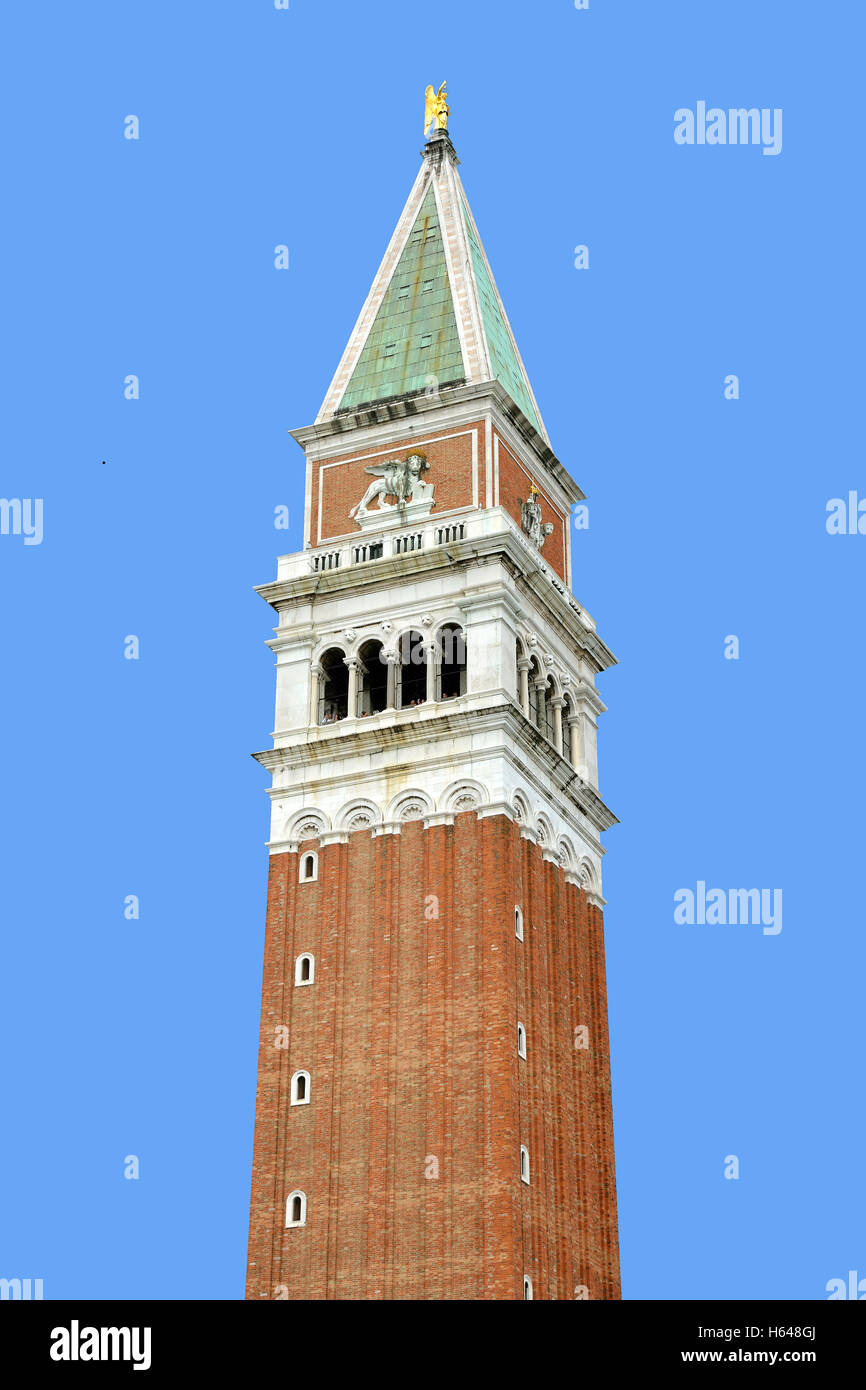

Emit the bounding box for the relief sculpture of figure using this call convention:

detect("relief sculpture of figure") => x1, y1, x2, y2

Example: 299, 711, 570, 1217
521, 484, 555, 551
349, 451, 431, 520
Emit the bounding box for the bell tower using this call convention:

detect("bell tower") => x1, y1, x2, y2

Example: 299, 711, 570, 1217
245, 109, 621, 1301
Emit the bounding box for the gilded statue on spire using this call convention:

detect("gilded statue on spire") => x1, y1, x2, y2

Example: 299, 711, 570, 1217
424, 82, 450, 136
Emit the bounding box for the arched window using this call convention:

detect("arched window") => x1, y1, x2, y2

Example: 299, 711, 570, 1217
520, 1145, 530, 1185
438, 623, 467, 700
515, 905, 524, 941
396, 629, 427, 708
517, 1022, 527, 1059
357, 638, 388, 717
299, 852, 318, 883
285, 1190, 307, 1227
294, 953, 315, 986
290, 1070, 311, 1106
318, 647, 349, 723
523, 1275, 533, 1301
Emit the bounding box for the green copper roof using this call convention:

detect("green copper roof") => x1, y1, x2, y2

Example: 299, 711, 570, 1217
338, 188, 466, 412
461, 197, 542, 434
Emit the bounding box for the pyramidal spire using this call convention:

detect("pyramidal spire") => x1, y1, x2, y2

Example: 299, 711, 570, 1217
316, 103, 548, 443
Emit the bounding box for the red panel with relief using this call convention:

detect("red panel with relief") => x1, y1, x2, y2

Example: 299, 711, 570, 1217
496, 435, 568, 581
310, 424, 483, 545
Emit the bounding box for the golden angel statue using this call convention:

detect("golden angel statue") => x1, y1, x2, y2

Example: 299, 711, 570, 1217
424, 82, 450, 136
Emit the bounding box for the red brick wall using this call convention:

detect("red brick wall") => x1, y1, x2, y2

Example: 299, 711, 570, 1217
496, 435, 568, 581
310, 424, 483, 545
245, 813, 621, 1301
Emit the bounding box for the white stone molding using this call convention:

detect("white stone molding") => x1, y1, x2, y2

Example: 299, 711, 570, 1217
371, 821, 402, 838
476, 800, 518, 821
424, 811, 456, 829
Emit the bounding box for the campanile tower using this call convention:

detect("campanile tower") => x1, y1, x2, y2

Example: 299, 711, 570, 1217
246, 104, 621, 1301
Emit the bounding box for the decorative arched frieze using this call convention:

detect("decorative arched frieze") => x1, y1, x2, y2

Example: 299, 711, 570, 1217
570, 855, 605, 908
557, 836, 578, 871
386, 789, 435, 824
440, 778, 488, 815
335, 799, 382, 835
286, 809, 330, 848
535, 813, 555, 848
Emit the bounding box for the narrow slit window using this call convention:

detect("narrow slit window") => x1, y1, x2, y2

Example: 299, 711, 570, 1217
285, 1190, 307, 1227
295, 953, 315, 986
300, 852, 318, 883
517, 1022, 527, 1059
515, 906, 524, 941
520, 1145, 530, 1185
291, 1070, 311, 1106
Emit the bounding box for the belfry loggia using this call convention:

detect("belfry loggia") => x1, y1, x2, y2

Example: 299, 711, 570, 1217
245, 96, 621, 1301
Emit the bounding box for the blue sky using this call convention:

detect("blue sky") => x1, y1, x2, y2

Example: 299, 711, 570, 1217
1, 0, 863, 1300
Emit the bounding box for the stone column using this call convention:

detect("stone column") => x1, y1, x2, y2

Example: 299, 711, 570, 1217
309, 662, 323, 725
345, 657, 361, 719
425, 642, 438, 704
385, 652, 398, 710
533, 676, 547, 732
568, 713, 582, 770
518, 657, 531, 715
550, 696, 565, 756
